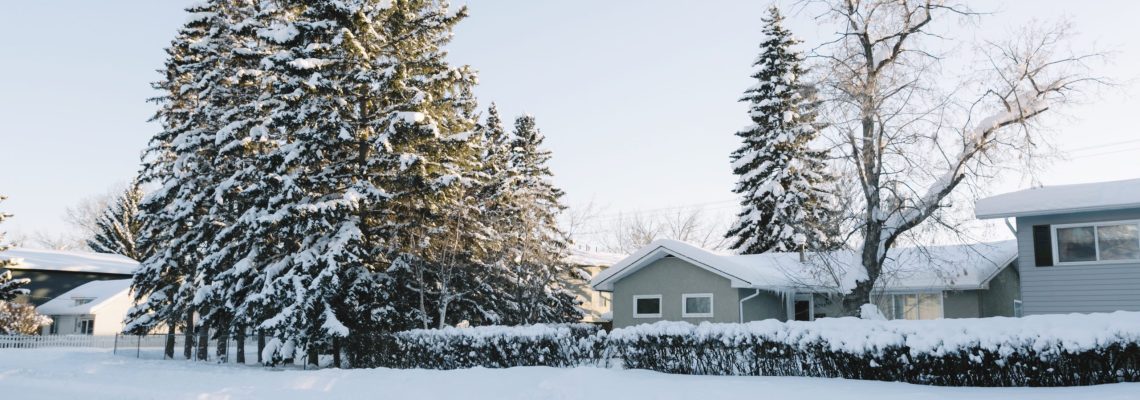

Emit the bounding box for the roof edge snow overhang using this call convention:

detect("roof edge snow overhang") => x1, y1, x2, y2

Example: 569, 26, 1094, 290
591, 243, 751, 292
975, 202, 1140, 220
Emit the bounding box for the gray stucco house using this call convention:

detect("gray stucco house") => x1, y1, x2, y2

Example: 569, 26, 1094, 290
975, 177, 1140, 316
590, 239, 1020, 328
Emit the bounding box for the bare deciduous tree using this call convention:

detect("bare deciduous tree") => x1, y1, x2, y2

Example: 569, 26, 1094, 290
811, 0, 1105, 313
599, 208, 729, 254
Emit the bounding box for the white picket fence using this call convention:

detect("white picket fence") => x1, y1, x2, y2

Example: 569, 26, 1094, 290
0, 334, 121, 349
0, 334, 262, 363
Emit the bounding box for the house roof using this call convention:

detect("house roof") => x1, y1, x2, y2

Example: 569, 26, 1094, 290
590, 239, 1018, 293
1, 247, 138, 275
36, 279, 132, 315
975, 178, 1140, 219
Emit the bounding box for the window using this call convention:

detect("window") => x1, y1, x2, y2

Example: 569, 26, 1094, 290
873, 292, 943, 320
48, 316, 59, 334
1053, 220, 1140, 264
598, 292, 611, 309
793, 294, 813, 321
682, 293, 714, 318
633, 295, 662, 318
73, 297, 94, 306
1013, 300, 1023, 318
77, 318, 95, 335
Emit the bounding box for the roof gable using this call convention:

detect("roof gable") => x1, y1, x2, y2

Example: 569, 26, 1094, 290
36, 279, 132, 315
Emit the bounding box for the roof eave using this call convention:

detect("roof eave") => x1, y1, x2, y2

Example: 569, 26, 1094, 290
975, 202, 1140, 220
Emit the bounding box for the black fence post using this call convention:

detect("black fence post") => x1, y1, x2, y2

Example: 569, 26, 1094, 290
113, 334, 119, 355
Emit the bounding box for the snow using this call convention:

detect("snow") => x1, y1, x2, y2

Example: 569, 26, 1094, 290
0, 248, 138, 275
975, 178, 1140, 219
609, 311, 1140, 357
35, 279, 132, 315
591, 239, 1017, 293
1, 348, 1138, 399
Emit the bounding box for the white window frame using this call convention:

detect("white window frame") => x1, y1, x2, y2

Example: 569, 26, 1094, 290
1052, 219, 1140, 266
1013, 299, 1023, 318
681, 293, 714, 318
633, 294, 663, 318
877, 291, 944, 320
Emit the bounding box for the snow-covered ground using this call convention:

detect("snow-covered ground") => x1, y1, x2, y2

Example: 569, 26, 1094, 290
2, 349, 1137, 400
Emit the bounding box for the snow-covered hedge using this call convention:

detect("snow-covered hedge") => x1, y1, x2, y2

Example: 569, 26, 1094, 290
342, 312, 1140, 386
347, 323, 602, 369
606, 312, 1140, 386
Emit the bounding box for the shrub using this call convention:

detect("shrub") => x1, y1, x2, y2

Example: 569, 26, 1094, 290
346, 323, 603, 369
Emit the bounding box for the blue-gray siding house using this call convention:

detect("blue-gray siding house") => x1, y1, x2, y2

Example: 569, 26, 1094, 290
590, 239, 1020, 328
976, 178, 1140, 315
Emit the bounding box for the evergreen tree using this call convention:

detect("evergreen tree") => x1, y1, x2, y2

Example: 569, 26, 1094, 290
726, 6, 838, 255
500, 115, 580, 324
0, 196, 31, 301
126, 1, 232, 360
87, 181, 150, 260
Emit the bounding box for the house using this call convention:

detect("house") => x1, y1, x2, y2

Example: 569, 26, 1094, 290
0, 247, 138, 306
975, 177, 1140, 316
36, 279, 133, 335
590, 239, 1020, 328
564, 248, 626, 324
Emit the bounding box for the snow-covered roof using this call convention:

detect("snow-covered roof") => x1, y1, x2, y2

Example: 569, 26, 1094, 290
590, 239, 1018, 293
975, 178, 1140, 219
565, 248, 627, 267
0, 248, 138, 275
36, 279, 132, 315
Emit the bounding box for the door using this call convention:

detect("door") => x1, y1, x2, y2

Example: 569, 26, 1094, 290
793, 294, 814, 321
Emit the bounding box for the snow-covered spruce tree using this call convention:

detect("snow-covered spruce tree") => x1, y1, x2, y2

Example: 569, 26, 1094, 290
345, 2, 484, 332
126, 1, 233, 360
87, 180, 150, 260
242, 0, 481, 361
499, 115, 580, 325
726, 6, 838, 255
0, 196, 31, 301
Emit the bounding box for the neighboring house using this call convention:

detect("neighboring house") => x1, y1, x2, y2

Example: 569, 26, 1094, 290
0, 248, 138, 306
36, 279, 133, 335
591, 239, 1019, 329
976, 177, 1140, 316
564, 249, 626, 324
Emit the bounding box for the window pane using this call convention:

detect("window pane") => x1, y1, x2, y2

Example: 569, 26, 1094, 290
1057, 226, 1097, 262
872, 294, 892, 319
918, 293, 941, 320
685, 296, 711, 315
636, 297, 660, 315
1097, 224, 1140, 261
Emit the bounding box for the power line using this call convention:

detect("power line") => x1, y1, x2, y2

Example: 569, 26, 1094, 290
1069, 138, 1140, 152
1070, 145, 1140, 159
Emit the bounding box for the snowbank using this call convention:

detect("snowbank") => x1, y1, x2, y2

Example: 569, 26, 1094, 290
4, 348, 1140, 400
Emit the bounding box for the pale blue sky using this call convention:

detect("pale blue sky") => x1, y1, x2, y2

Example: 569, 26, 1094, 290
2, 1, 1138, 244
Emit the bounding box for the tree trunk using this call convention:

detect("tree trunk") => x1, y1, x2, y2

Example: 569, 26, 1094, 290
197, 327, 209, 361
183, 314, 194, 360
164, 321, 176, 360
216, 331, 229, 364
235, 329, 246, 364
307, 346, 319, 367
332, 337, 341, 369
257, 331, 265, 364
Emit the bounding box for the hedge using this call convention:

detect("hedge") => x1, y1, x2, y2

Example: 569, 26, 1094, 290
342, 312, 1140, 387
